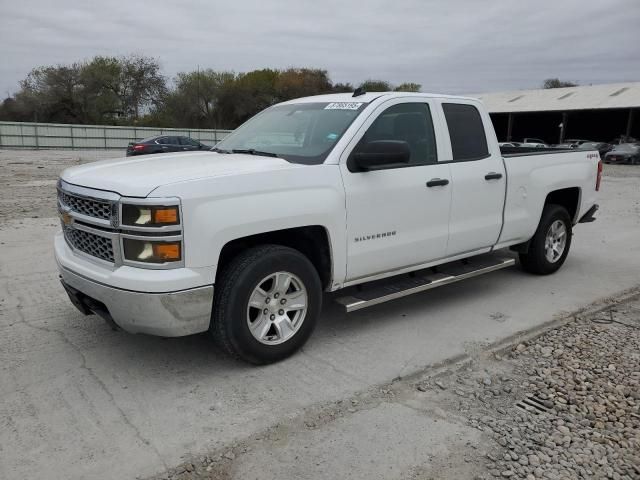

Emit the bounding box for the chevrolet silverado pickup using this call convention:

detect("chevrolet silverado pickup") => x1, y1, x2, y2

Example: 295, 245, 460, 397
55, 92, 601, 364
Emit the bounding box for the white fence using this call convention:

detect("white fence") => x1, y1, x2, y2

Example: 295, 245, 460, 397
0, 121, 233, 150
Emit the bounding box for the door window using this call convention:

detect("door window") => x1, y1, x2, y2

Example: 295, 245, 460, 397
353, 103, 438, 166
180, 137, 201, 146
442, 103, 489, 161
157, 136, 171, 145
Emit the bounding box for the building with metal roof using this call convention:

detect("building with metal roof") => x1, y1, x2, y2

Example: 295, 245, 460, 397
469, 82, 640, 144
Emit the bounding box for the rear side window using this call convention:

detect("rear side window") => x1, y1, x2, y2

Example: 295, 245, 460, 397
442, 103, 489, 161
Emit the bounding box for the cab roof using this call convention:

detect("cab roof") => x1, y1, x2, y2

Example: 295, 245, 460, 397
279, 91, 478, 105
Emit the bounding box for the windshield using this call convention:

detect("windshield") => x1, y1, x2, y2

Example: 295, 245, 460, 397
215, 102, 368, 164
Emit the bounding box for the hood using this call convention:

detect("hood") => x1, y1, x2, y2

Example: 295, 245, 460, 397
61, 151, 299, 197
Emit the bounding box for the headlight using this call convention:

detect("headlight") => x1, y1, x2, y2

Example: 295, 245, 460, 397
123, 238, 182, 263
121, 204, 180, 227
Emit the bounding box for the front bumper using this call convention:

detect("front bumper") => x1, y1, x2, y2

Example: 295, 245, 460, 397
59, 265, 213, 337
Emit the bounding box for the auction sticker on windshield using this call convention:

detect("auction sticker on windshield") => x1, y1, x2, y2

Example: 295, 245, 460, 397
324, 102, 363, 110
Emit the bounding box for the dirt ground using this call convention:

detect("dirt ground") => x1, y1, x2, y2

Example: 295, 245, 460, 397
0, 149, 114, 222
1, 149, 640, 480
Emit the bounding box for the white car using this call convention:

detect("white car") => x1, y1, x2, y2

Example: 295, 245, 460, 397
55, 92, 601, 364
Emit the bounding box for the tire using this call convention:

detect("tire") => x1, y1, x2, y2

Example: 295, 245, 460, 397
211, 245, 322, 364
519, 204, 572, 275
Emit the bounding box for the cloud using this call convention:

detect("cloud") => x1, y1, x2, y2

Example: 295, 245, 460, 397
1, 0, 639, 97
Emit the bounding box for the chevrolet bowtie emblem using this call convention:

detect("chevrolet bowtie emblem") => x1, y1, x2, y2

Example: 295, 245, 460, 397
61, 211, 73, 226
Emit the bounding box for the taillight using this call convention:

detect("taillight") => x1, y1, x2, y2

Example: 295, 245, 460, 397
596, 160, 602, 191
133, 144, 146, 151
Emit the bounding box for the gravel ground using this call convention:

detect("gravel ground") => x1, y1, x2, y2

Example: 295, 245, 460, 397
469, 305, 640, 479
146, 292, 640, 480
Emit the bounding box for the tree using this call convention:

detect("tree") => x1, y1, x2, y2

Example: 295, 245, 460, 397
394, 82, 421, 92
215, 69, 280, 128
119, 55, 166, 120
331, 82, 354, 93
358, 79, 392, 92
18, 64, 84, 123
152, 69, 235, 128
274, 68, 332, 101
542, 78, 578, 89
78, 56, 124, 122
1, 55, 167, 125
0, 57, 425, 128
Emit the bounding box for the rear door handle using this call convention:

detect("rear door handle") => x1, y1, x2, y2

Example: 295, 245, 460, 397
484, 172, 503, 180
426, 178, 450, 187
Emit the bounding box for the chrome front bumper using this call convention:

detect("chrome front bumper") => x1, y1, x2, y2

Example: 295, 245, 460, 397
59, 266, 214, 337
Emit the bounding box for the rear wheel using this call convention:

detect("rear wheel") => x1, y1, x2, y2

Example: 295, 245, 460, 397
519, 204, 572, 275
211, 245, 322, 364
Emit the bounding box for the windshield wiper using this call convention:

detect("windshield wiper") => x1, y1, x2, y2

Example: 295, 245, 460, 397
211, 147, 232, 153
232, 148, 280, 158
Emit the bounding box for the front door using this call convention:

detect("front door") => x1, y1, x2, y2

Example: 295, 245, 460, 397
340, 99, 452, 282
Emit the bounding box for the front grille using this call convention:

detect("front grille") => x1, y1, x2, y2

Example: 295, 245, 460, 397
58, 190, 112, 222
63, 226, 115, 263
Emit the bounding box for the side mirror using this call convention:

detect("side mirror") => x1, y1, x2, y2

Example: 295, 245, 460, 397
350, 140, 411, 171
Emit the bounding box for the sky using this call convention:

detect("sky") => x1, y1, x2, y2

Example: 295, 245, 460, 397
1, 0, 639, 97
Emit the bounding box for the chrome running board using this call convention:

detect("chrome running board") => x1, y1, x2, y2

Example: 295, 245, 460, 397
335, 255, 516, 312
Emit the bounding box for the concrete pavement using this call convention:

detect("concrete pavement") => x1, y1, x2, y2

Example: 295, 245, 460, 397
1, 170, 639, 479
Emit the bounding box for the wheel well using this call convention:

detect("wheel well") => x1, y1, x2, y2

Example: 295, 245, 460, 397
216, 226, 333, 289
545, 187, 580, 222
511, 187, 580, 254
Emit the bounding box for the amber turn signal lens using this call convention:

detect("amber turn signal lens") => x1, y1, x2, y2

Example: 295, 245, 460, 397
152, 207, 178, 224
152, 242, 181, 261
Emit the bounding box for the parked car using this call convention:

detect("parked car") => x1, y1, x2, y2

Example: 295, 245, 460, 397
126, 135, 211, 156
576, 142, 613, 160
608, 135, 638, 145
554, 143, 578, 149
523, 138, 546, 145
604, 143, 640, 164
564, 139, 594, 146
55, 92, 600, 364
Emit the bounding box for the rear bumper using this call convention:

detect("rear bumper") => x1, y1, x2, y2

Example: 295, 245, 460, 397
59, 266, 213, 337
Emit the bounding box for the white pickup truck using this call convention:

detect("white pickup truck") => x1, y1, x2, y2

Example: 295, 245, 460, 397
55, 92, 601, 364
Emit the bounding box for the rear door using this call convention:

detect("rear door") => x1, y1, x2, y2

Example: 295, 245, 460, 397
439, 102, 506, 256
167, 136, 182, 152
179, 136, 201, 151
156, 136, 176, 153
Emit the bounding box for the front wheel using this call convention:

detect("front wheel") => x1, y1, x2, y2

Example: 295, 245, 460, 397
211, 245, 322, 364
519, 204, 572, 275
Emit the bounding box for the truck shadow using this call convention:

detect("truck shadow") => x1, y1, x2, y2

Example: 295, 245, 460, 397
76, 266, 523, 376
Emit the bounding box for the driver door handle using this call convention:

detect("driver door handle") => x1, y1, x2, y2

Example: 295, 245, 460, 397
485, 172, 503, 180
426, 178, 450, 187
